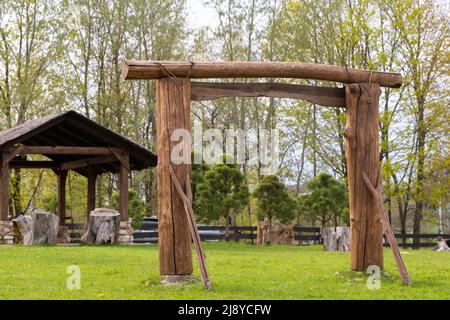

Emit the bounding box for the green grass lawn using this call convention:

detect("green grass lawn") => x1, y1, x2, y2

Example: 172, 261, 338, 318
0, 242, 449, 300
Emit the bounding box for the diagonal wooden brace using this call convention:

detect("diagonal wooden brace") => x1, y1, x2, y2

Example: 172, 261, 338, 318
169, 165, 213, 291
363, 172, 412, 285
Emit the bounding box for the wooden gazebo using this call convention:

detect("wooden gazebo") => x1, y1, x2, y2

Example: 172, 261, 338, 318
0, 111, 157, 224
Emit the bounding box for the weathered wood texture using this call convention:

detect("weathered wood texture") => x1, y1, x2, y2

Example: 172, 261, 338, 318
156, 77, 193, 276
123, 60, 402, 88
344, 83, 384, 270
9, 146, 119, 155
82, 208, 120, 244
12, 215, 33, 245
119, 153, 129, 221
0, 154, 9, 220
0, 111, 157, 174
60, 155, 116, 171
13, 211, 60, 245
191, 82, 346, 107
33, 210, 59, 244
0, 154, 9, 221
363, 173, 412, 285
87, 166, 97, 219
57, 170, 68, 225
9, 160, 59, 169
169, 166, 213, 290
323, 227, 350, 251
256, 222, 294, 245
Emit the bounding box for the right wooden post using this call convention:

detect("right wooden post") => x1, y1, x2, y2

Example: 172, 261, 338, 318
344, 83, 384, 271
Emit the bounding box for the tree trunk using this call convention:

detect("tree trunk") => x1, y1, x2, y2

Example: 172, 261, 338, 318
225, 214, 230, 242
267, 217, 273, 245
413, 104, 426, 249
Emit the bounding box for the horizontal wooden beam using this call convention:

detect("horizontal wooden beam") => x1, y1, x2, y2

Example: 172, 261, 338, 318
9, 160, 59, 169
10, 146, 121, 156
122, 60, 402, 88
191, 82, 346, 107
60, 155, 117, 171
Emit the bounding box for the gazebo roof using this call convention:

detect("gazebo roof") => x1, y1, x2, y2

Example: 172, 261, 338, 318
0, 111, 157, 174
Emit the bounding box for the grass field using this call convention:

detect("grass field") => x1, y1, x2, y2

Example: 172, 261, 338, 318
0, 242, 449, 300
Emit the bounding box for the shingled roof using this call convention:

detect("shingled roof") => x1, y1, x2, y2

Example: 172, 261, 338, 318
0, 111, 157, 174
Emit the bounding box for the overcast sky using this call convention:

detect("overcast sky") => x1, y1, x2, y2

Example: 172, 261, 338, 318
186, 0, 218, 29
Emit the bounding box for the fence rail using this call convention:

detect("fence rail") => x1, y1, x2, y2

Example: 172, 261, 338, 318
390, 233, 450, 249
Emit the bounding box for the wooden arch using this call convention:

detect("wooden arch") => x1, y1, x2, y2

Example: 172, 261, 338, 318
122, 60, 403, 280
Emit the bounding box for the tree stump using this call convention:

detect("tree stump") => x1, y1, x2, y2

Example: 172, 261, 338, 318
12, 215, 34, 245
33, 210, 59, 244
323, 227, 350, 251
82, 208, 120, 244
256, 222, 294, 245
12, 210, 60, 245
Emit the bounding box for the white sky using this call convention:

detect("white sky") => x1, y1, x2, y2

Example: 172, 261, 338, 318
185, 0, 218, 29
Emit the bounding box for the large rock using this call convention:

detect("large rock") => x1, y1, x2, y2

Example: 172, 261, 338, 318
82, 208, 120, 244
118, 220, 134, 244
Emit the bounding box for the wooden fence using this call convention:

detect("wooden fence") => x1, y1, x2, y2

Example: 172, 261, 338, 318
389, 234, 450, 249
132, 220, 321, 244
67, 221, 447, 249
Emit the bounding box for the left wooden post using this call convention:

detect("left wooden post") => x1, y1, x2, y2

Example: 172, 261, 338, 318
57, 170, 68, 225
0, 153, 9, 220
87, 165, 97, 219
156, 77, 193, 282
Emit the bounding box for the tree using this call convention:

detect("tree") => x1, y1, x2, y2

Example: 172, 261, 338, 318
300, 173, 348, 228
382, 0, 449, 246
195, 157, 250, 239
111, 189, 146, 229
253, 175, 297, 244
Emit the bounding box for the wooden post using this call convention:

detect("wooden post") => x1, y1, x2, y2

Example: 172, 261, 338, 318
344, 83, 384, 271
87, 165, 97, 219
57, 170, 68, 225
0, 154, 9, 221
156, 77, 193, 280
119, 153, 129, 222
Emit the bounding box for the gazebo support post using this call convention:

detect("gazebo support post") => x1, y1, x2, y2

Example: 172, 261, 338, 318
87, 165, 97, 218
119, 153, 129, 221
57, 170, 68, 225
156, 77, 193, 282
344, 83, 384, 271
0, 154, 9, 220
